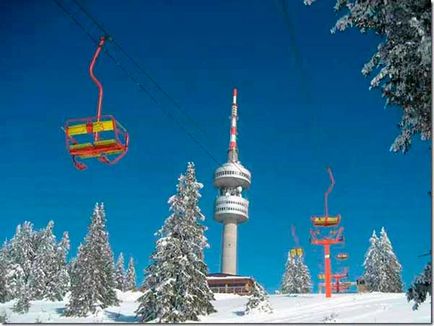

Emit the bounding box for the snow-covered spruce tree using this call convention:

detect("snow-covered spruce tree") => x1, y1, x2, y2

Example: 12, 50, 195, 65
47, 231, 70, 301
4, 263, 25, 303
407, 262, 432, 310
27, 222, 70, 301
305, 0, 431, 153
295, 256, 312, 293
281, 253, 312, 294
8, 222, 35, 284
0, 244, 10, 303
3, 221, 70, 304
363, 230, 381, 291
5, 221, 35, 312
378, 227, 403, 292
363, 228, 403, 292
28, 221, 56, 300
136, 162, 215, 323
13, 272, 31, 313
115, 253, 125, 291
65, 203, 119, 316
125, 257, 136, 291
280, 252, 297, 294
245, 280, 273, 315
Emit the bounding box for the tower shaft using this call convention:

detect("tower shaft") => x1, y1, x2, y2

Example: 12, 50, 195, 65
221, 219, 238, 275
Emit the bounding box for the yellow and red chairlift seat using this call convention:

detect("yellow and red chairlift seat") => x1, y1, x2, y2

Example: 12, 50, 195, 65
311, 215, 341, 227
290, 247, 304, 258
336, 253, 349, 260
318, 274, 325, 280
65, 115, 129, 170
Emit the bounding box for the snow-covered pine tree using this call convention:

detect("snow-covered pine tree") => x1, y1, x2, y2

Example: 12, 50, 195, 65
363, 230, 381, 291
280, 252, 297, 294
245, 280, 273, 315
115, 253, 125, 291
180, 162, 215, 315
13, 272, 31, 313
407, 262, 432, 310
378, 227, 403, 292
136, 162, 215, 323
363, 228, 403, 292
125, 257, 136, 291
281, 252, 312, 294
305, 0, 431, 153
28, 221, 56, 300
4, 221, 35, 312
26, 222, 71, 301
295, 256, 312, 293
3, 221, 69, 304
4, 263, 25, 303
9, 222, 35, 284
0, 244, 10, 303
47, 231, 70, 301
65, 203, 119, 316
65, 244, 92, 316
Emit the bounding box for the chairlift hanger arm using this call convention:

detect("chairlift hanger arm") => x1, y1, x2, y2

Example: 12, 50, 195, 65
324, 166, 335, 216
89, 36, 107, 122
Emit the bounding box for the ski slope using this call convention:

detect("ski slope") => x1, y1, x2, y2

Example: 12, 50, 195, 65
0, 290, 430, 323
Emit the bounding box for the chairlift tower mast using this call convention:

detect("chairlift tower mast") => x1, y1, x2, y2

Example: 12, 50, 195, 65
310, 167, 344, 298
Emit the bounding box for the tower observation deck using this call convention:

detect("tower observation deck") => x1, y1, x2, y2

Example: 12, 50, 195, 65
213, 88, 251, 275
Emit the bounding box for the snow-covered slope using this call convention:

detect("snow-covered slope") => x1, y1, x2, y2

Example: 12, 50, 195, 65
0, 291, 430, 323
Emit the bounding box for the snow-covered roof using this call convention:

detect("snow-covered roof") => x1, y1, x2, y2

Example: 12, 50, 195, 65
207, 273, 252, 280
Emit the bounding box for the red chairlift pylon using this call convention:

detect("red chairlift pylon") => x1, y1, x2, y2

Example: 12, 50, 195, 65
331, 268, 349, 293
310, 167, 344, 298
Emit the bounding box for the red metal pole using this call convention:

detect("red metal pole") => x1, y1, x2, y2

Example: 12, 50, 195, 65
324, 244, 332, 298
89, 36, 106, 141
324, 167, 335, 217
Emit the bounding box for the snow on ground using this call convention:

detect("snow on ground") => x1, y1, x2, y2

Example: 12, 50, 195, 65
0, 291, 430, 323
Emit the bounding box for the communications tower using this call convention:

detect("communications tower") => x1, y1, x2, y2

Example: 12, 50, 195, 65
213, 88, 251, 275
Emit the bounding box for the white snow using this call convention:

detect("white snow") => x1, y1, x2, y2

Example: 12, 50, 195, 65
206, 275, 251, 280
0, 290, 430, 323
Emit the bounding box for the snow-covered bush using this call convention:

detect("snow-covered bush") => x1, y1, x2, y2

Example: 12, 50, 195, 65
245, 280, 273, 315
407, 262, 432, 310
0, 310, 8, 323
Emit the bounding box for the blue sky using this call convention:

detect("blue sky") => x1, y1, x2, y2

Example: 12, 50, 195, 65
0, 0, 430, 293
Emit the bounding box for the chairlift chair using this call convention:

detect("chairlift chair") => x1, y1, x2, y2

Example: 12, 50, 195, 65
64, 36, 129, 170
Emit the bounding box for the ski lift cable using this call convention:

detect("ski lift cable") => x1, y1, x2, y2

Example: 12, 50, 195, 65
53, 0, 222, 167
418, 250, 432, 257
274, 0, 311, 102
72, 0, 210, 140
